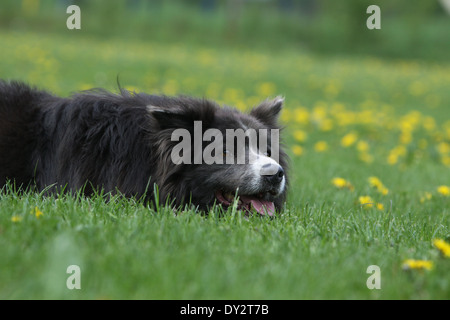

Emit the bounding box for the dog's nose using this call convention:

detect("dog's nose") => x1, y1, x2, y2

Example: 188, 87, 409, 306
261, 164, 284, 184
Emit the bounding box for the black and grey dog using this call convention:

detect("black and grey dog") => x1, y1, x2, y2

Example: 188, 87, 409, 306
0, 80, 288, 215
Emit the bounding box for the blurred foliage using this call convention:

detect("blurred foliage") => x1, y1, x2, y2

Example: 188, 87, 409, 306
0, 0, 449, 61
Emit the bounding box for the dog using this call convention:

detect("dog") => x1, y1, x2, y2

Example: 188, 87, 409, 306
0, 80, 288, 215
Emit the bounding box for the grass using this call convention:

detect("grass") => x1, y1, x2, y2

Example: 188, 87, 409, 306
0, 30, 449, 299
2, 186, 448, 299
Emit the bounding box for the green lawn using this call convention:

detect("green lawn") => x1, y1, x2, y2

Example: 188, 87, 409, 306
0, 31, 449, 299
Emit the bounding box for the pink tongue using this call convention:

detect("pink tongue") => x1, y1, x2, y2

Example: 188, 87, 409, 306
249, 199, 275, 216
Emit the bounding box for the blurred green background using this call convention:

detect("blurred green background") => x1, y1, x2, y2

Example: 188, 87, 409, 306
1, 0, 449, 61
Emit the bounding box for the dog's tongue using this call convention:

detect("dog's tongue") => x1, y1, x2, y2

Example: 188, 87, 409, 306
241, 196, 275, 216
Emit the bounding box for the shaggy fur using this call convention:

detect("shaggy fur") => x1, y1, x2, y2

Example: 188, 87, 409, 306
0, 80, 288, 214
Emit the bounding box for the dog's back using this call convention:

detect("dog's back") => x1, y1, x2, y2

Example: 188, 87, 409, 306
0, 81, 47, 188
0, 81, 157, 195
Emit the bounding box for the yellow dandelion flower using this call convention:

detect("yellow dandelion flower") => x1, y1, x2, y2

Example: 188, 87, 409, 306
387, 153, 398, 165
341, 132, 358, 147
419, 192, 432, 203
331, 177, 354, 191
388, 146, 407, 163
331, 177, 347, 188
293, 130, 307, 142
402, 259, 433, 271
79, 83, 94, 91
380, 187, 389, 195
312, 103, 327, 122
356, 140, 369, 152
294, 108, 309, 125
235, 100, 246, 111
33, 207, 43, 219
359, 195, 374, 208
291, 145, 304, 156
376, 203, 385, 211
368, 176, 382, 188
396, 145, 407, 155
399, 130, 412, 145
314, 141, 328, 152
437, 142, 449, 155
437, 185, 450, 196
124, 85, 140, 93
368, 176, 389, 195
433, 239, 450, 258
11, 215, 22, 223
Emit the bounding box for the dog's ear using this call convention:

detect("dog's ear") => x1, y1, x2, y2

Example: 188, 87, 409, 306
250, 96, 284, 127
147, 103, 215, 130
147, 105, 192, 129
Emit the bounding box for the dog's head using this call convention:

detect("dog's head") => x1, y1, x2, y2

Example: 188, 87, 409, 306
147, 96, 288, 216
